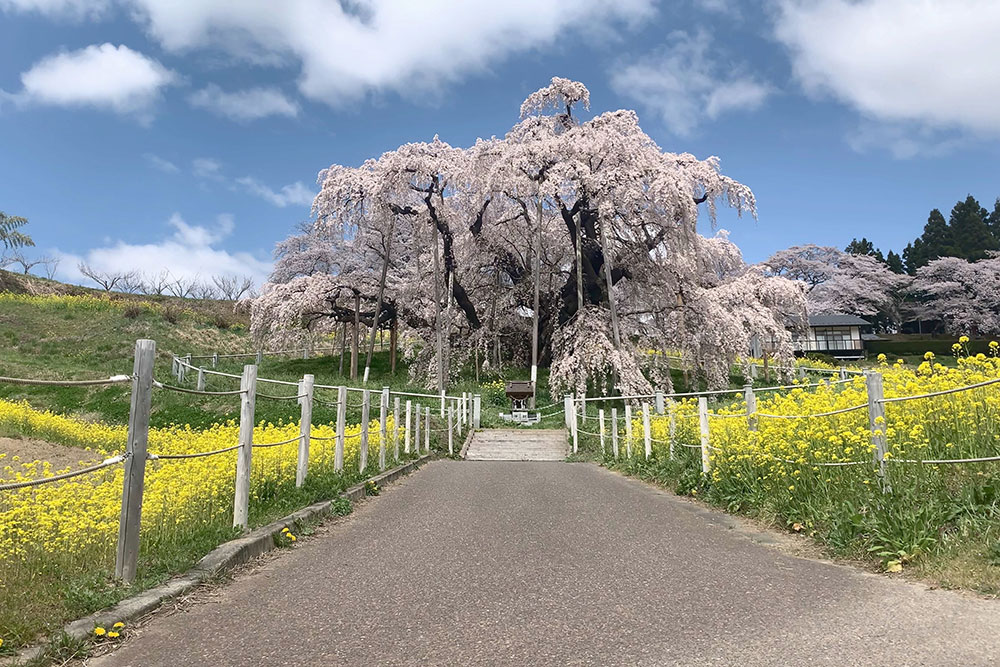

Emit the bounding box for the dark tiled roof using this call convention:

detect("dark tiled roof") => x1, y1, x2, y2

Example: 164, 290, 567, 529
808, 314, 871, 327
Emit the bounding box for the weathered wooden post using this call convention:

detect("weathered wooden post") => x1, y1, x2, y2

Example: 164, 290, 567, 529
840, 366, 848, 380
171, 355, 178, 379
359, 389, 370, 472
667, 399, 676, 460
233, 364, 258, 529
571, 398, 579, 454
296, 374, 314, 487
414, 402, 422, 457
655, 391, 665, 415
256, 350, 263, 365
866, 371, 888, 484
335, 386, 346, 472
196, 367, 205, 391
611, 407, 620, 458
599, 408, 606, 454
212, 352, 218, 368
115, 339, 155, 583
473, 394, 481, 429
404, 400, 412, 454
379, 387, 389, 471
624, 404, 633, 458
642, 402, 652, 459
393, 396, 401, 461
456, 399, 463, 439
439, 390, 445, 418
447, 402, 455, 455
424, 406, 430, 452
698, 396, 711, 474
563, 395, 573, 429
744, 383, 757, 433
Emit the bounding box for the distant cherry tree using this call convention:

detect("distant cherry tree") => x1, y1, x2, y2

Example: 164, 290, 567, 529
910, 255, 1000, 335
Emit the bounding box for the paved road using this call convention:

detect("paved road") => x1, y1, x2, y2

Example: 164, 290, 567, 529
93, 461, 1000, 666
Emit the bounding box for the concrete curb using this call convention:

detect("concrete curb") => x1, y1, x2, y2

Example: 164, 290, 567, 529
9, 454, 431, 665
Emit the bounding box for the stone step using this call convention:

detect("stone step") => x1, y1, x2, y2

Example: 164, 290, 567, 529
465, 429, 569, 462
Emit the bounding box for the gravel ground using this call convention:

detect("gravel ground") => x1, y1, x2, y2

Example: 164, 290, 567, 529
90, 460, 1000, 666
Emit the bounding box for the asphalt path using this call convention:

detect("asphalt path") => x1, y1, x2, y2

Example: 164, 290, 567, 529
92, 460, 1000, 666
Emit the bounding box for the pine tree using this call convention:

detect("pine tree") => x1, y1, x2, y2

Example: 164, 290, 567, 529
845, 237, 886, 263
885, 250, 905, 274
921, 209, 952, 264
985, 197, 1000, 241
948, 195, 998, 261
903, 239, 926, 275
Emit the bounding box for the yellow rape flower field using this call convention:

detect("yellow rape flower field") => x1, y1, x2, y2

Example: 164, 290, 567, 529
0, 400, 406, 649
603, 350, 1000, 593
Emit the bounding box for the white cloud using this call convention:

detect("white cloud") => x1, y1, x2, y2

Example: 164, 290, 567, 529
610, 30, 771, 136
774, 0, 1000, 135
236, 177, 314, 208
0, 0, 109, 17
11, 43, 177, 116
143, 152, 179, 173
55, 212, 271, 286
847, 121, 970, 160
188, 84, 299, 121
192, 157, 223, 180
115, 0, 655, 105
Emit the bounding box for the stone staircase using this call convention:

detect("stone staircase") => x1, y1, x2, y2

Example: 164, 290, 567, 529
464, 429, 569, 461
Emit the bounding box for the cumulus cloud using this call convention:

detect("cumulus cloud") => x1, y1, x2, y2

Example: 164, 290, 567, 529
236, 177, 314, 208
55, 212, 271, 286
610, 30, 771, 136
10, 43, 177, 117
188, 84, 299, 121
774, 0, 1000, 136
6, 0, 647, 106
0, 0, 109, 17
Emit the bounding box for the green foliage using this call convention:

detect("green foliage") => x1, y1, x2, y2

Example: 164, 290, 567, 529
331, 497, 353, 516
0, 211, 33, 250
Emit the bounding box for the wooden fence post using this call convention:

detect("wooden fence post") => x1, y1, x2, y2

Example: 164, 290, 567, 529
414, 403, 422, 458
178, 358, 186, 384
360, 389, 370, 473
196, 367, 205, 391
212, 352, 218, 368
655, 391, 665, 415
456, 400, 463, 439
447, 403, 455, 455
599, 408, 606, 454
171, 355, 178, 379
115, 339, 155, 583
473, 394, 481, 429
642, 402, 652, 459
404, 400, 412, 453
698, 396, 710, 474
611, 408, 619, 458
296, 374, 314, 487
744, 383, 757, 433
840, 366, 848, 380
379, 387, 389, 471
256, 350, 263, 365
571, 399, 579, 454
233, 364, 258, 529
563, 395, 572, 429
750, 363, 758, 380
439, 390, 445, 418
667, 399, 676, 460
393, 396, 401, 461
866, 371, 888, 483
335, 386, 346, 472
581, 398, 587, 423
424, 406, 430, 452
624, 404, 633, 458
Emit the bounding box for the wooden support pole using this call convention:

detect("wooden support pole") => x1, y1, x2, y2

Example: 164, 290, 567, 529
866, 371, 888, 484
393, 396, 401, 461
698, 396, 711, 474
404, 400, 412, 454
360, 389, 370, 473
379, 387, 389, 471
611, 407, 619, 458
744, 383, 757, 433
624, 404, 633, 458
439, 390, 445, 418
448, 403, 455, 455
572, 398, 579, 454
424, 406, 430, 452
233, 364, 257, 529
473, 394, 481, 429
563, 395, 573, 429
335, 386, 346, 472
196, 367, 205, 391
456, 400, 463, 439
599, 408, 606, 454
414, 403, 422, 457
296, 374, 314, 487
351, 293, 360, 381
655, 391, 665, 415
115, 339, 155, 583
212, 352, 218, 368
642, 402, 652, 459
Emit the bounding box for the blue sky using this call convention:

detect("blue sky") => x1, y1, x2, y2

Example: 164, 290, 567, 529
2, 0, 999, 288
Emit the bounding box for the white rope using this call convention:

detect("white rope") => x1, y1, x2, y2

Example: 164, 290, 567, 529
153, 380, 246, 396
148, 444, 241, 460
890, 454, 1000, 465
755, 404, 868, 419
0, 454, 126, 491
257, 392, 308, 401
0, 374, 131, 386
252, 434, 302, 448
879, 377, 1000, 404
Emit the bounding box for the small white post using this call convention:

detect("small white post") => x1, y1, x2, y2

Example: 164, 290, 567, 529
797, 366, 806, 380
667, 399, 676, 460
581, 398, 587, 423
393, 396, 401, 461
404, 400, 412, 453
456, 400, 463, 439
840, 366, 848, 380
335, 386, 346, 472
611, 408, 620, 458
233, 364, 258, 529
563, 395, 573, 429
750, 363, 758, 380
655, 391, 665, 415
256, 350, 263, 365
866, 371, 888, 483
698, 396, 711, 474
439, 390, 445, 417
424, 406, 430, 452
196, 367, 205, 391
379, 387, 389, 471
571, 398, 579, 454
178, 358, 186, 384
359, 389, 370, 472
461, 392, 467, 425
414, 403, 422, 457
624, 404, 633, 458
448, 403, 455, 455
744, 383, 757, 433
296, 374, 314, 487
171, 355, 178, 379
212, 352, 218, 368
115, 339, 155, 583
473, 394, 481, 429
642, 402, 652, 459
599, 408, 606, 454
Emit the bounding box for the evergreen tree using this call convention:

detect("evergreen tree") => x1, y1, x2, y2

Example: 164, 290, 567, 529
845, 237, 886, 263
885, 250, 905, 274
985, 197, 1000, 241
903, 239, 926, 275
921, 209, 952, 264
948, 195, 997, 261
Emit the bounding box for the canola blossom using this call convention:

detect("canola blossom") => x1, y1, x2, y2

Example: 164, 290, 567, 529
0, 399, 402, 644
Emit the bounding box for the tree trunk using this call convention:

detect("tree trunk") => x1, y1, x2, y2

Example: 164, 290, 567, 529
431, 222, 445, 391
339, 321, 347, 375
390, 317, 398, 375
531, 198, 542, 405
364, 219, 396, 384
351, 293, 360, 381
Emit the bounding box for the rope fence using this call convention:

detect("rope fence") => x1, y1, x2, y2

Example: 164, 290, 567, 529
0, 374, 131, 386
0, 454, 127, 491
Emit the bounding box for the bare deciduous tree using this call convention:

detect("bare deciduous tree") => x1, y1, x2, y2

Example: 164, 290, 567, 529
78, 262, 132, 292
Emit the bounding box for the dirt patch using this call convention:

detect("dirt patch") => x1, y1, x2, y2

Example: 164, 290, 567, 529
0, 436, 97, 473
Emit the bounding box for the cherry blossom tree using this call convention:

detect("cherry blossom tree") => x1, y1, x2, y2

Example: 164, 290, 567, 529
910, 255, 1000, 335
253, 77, 806, 394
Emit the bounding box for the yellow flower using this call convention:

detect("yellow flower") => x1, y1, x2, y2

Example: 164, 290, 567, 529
877, 353, 887, 363
289, 535, 297, 542
113, 622, 124, 629
108, 631, 120, 639
94, 627, 106, 636
281, 527, 289, 534
0, 638, 4, 648
924, 351, 935, 361
959, 335, 970, 344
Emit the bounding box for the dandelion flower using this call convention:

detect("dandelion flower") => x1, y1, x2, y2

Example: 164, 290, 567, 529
94, 628, 106, 636
113, 622, 124, 629
108, 632, 120, 639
